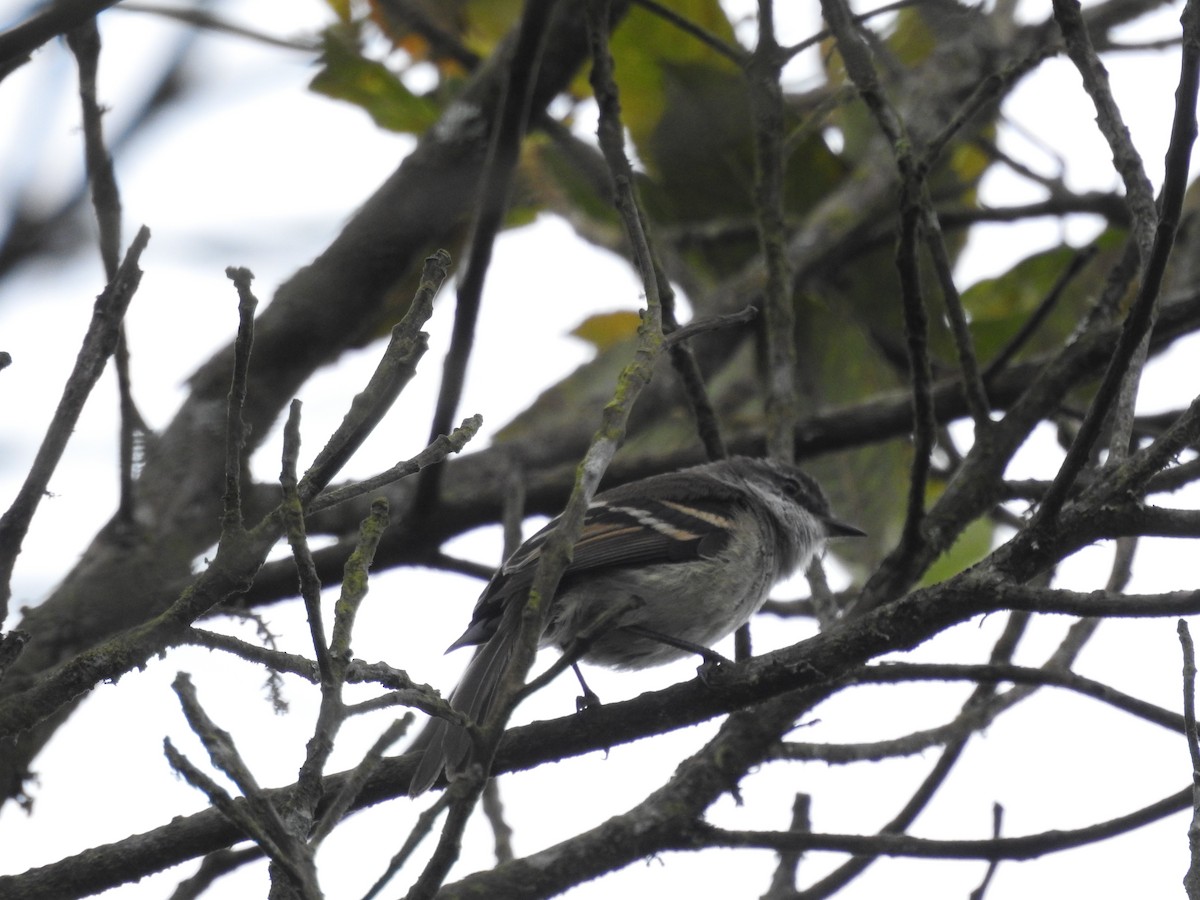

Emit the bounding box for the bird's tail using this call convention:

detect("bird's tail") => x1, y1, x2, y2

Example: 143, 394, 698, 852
407, 619, 521, 796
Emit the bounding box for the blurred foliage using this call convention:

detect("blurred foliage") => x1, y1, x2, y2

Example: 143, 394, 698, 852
306, 0, 1127, 584
920, 498, 995, 586
604, 0, 740, 175
962, 228, 1128, 365
311, 22, 440, 133
571, 310, 643, 351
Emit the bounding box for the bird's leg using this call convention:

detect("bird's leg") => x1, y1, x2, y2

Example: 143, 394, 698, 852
571, 662, 601, 711
618, 624, 732, 683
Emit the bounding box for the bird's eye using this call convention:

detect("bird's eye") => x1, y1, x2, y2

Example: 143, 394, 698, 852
782, 476, 802, 497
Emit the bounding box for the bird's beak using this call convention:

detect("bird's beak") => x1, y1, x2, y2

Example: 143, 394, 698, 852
824, 517, 867, 538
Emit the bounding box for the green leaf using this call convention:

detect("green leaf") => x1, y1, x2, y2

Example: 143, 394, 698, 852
310, 24, 439, 134
920, 514, 995, 586
963, 228, 1127, 364
607, 0, 741, 178
324, 0, 352, 25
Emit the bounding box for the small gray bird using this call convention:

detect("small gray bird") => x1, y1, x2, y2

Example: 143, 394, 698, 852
407, 456, 862, 795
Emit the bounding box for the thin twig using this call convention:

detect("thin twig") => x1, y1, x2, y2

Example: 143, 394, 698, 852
298, 250, 450, 505
632, 0, 747, 64
221, 267, 259, 535
763, 794, 811, 899
290, 498, 391, 854
162, 739, 291, 867
662, 282, 729, 460
482, 779, 515, 863
367, 793, 451, 900
406, 14, 569, 895
818, 0, 936, 560
67, 19, 147, 530
1052, 0, 1158, 259
168, 675, 321, 898
796, 608, 1029, 897
66, 21, 122, 275
937, 193, 1128, 228
749, 0, 798, 463
1098, 394, 1200, 508
501, 463, 528, 558
171, 675, 275, 817
409, 2, 672, 895
968, 803, 1005, 900
982, 244, 1100, 379
0, 0, 122, 76
167, 847, 263, 900
919, 201, 992, 433
0, 243, 448, 767
804, 555, 839, 629
413, 0, 555, 514
1180, 620, 1200, 770
783, 0, 928, 59
1034, 0, 1200, 524
116, 3, 319, 51
0, 225, 150, 620
184, 627, 320, 682
311, 717, 413, 845
698, 786, 1190, 858
1180, 618, 1200, 898
281, 400, 335, 687
307, 414, 482, 515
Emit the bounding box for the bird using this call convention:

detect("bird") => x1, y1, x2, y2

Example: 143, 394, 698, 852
407, 455, 863, 795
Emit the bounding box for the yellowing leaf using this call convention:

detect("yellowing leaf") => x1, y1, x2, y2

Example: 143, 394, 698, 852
570, 311, 642, 350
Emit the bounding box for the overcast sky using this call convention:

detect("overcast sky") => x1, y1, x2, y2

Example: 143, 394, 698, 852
0, 1, 1196, 897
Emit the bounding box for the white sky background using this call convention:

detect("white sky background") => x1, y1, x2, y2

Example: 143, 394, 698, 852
0, 0, 1196, 898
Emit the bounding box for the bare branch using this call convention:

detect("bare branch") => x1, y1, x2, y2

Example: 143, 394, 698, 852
1035, 0, 1200, 523
0, 225, 150, 620
1180, 619, 1200, 898
697, 787, 1189, 859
